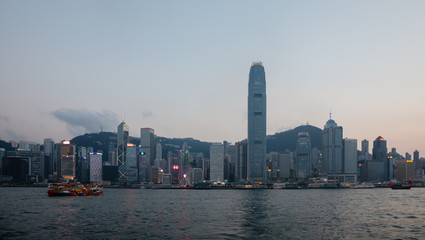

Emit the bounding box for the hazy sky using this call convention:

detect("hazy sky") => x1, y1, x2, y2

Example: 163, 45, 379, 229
1, 1, 424, 155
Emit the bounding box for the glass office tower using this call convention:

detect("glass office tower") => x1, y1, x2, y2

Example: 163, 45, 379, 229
247, 62, 266, 183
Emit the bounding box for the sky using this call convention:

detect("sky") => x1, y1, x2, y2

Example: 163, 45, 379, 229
0, 1, 424, 156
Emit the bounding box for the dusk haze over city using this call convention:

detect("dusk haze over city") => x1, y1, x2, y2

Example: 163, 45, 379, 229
1, 1, 425, 239
1, 1, 425, 155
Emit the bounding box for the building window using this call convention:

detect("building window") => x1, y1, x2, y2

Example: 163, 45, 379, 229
254, 112, 262, 116
254, 94, 262, 98
254, 141, 262, 144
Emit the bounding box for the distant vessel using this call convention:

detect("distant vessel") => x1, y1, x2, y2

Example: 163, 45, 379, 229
352, 183, 375, 189
389, 181, 412, 190
47, 183, 103, 196
308, 183, 324, 189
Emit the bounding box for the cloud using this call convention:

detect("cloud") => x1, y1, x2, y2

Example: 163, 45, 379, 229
0, 114, 9, 124
6, 130, 26, 141
51, 108, 119, 134
142, 110, 153, 119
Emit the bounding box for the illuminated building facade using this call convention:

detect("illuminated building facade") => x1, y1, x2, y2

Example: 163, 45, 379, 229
126, 144, 139, 183
247, 62, 267, 183
89, 152, 102, 183
58, 140, 75, 181
168, 150, 181, 184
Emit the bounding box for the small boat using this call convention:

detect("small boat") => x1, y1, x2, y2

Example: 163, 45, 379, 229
389, 181, 412, 190
352, 183, 375, 189
47, 183, 103, 196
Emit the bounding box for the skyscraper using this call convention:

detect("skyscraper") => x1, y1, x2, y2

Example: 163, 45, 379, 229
295, 132, 311, 179
235, 141, 247, 182
343, 138, 358, 183
210, 143, 224, 181
247, 62, 266, 183
89, 152, 102, 183
43, 138, 55, 179
140, 128, 155, 166
126, 144, 139, 183
368, 136, 390, 181
413, 150, 419, 162
57, 140, 75, 181
117, 121, 129, 183
372, 136, 387, 162
361, 139, 369, 155
155, 142, 162, 162
0, 148, 5, 176
278, 152, 292, 180
322, 117, 343, 176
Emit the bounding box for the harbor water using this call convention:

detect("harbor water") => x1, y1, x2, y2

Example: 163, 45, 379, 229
1, 187, 425, 239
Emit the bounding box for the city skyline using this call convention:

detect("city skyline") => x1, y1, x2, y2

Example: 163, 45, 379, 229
1, 1, 425, 155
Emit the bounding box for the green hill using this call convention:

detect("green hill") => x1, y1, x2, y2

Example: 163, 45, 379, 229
0, 140, 14, 151
70, 124, 323, 161
267, 125, 322, 152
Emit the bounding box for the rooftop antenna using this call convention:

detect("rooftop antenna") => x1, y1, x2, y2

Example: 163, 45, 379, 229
329, 108, 332, 120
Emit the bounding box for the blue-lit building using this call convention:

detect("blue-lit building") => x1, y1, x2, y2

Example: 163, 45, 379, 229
247, 62, 267, 183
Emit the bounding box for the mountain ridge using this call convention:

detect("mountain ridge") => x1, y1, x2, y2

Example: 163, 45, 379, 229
70, 124, 323, 160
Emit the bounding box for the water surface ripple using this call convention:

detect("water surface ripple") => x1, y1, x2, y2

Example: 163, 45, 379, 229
1, 187, 425, 239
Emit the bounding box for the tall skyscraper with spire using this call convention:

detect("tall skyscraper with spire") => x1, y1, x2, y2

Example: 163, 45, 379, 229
247, 62, 266, 183
117, 121, 129, 183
